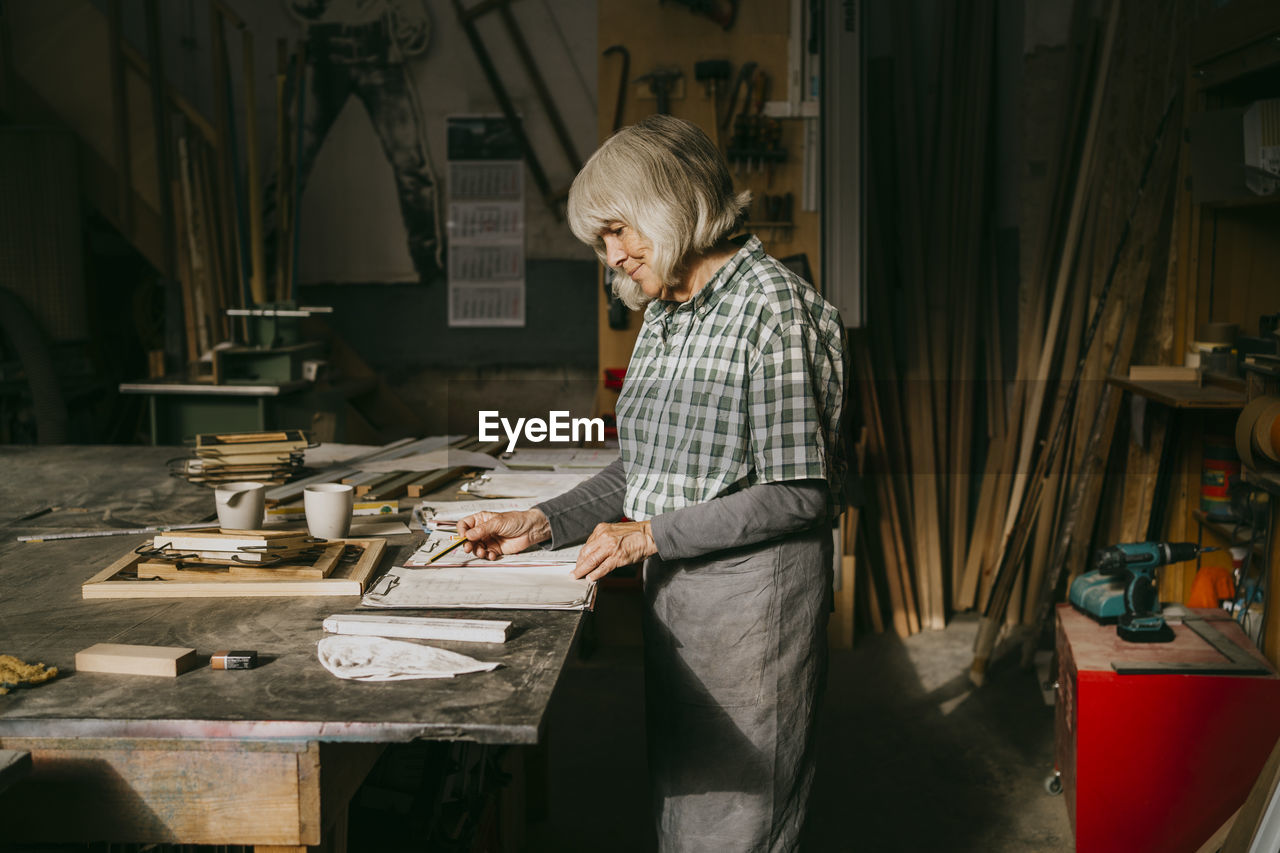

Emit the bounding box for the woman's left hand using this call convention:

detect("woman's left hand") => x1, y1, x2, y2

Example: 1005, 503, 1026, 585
572, 521, 657, 581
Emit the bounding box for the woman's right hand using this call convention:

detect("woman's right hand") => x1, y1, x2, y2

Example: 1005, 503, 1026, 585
456, 509, 552, 561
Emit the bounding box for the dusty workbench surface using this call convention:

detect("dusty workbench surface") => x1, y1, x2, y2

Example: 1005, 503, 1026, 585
0, 445, 582, 745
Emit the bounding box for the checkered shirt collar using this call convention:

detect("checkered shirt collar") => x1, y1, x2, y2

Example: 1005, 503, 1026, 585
642, 234, 762, 328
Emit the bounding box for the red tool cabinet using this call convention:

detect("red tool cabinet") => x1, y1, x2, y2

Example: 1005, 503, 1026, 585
1056, 604, 1280, 853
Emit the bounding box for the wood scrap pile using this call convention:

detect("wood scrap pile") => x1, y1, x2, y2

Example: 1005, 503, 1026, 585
855, 0, 1192, 678
146, 2, 308, 378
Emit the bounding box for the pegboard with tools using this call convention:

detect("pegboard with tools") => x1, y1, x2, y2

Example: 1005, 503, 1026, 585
595, 0, 822, 417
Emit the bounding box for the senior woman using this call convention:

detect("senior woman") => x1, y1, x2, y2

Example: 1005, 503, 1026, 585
458, 114, 845, 852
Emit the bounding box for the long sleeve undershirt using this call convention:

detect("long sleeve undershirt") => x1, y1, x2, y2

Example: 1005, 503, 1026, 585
534, 458, 828, 561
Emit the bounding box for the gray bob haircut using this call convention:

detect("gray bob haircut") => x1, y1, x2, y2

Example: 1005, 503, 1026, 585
568, 114, 751, 308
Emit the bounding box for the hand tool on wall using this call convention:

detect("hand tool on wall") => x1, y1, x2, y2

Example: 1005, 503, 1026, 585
636, 67, 683, 115
603, 44, 629, 133
720, 61, 757, 134
1069, 541, 1218, 642
727, 69, 786, 175
694, 59, 730, 146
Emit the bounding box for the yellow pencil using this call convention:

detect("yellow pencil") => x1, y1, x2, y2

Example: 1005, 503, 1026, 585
425, 535, 468, 564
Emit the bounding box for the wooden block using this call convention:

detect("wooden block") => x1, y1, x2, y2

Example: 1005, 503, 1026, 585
75, 644, 198, 677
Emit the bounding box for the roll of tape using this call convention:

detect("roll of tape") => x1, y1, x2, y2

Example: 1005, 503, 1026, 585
1237, 398, 1268, 469
1256, 398, 1280, 464
1237, 396, 1280, 469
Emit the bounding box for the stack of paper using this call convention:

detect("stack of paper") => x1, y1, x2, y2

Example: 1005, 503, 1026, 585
362, 530, 593, 611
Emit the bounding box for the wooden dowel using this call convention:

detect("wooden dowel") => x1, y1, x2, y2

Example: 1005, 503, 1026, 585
242, 30, 267, 305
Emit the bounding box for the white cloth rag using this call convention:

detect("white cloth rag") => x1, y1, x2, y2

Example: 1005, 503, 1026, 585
317, 635, 499, 681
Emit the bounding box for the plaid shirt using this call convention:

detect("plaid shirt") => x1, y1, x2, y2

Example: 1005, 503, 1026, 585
617, 235, 845, 521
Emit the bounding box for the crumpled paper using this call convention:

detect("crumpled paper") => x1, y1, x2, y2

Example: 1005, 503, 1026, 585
317, 635, 499, 682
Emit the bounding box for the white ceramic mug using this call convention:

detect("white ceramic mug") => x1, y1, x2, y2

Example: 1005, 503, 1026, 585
304, 483, 354, 539
215, 481, 266, 530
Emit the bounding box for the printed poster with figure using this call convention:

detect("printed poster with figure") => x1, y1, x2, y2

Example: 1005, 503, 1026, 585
445, 116, 525, 326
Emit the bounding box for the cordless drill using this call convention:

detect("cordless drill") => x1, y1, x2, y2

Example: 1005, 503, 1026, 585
1090, 542, 1217, 642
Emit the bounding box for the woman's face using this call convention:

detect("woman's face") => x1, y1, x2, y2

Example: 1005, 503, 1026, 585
602, 222, 661, 298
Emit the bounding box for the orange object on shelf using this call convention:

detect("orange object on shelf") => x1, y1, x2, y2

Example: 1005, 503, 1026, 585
1187, 565, 1235, 608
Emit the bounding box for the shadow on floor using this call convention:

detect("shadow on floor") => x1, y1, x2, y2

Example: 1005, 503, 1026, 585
525, 613, 1071, 852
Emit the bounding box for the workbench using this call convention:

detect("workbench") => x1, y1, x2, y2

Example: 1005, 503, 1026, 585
0, 445, 582, 850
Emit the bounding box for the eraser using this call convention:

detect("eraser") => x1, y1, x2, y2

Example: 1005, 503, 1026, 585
211, 650, 259, 670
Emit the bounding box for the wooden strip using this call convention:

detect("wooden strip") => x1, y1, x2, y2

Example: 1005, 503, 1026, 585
362, 470, 424, 501
1021, 95, 1185, 664
889, 6, 944, 630
242, 29, 267, 304
1020, 204, 1093, 628
194, 138, 229, 343
172, 177, 199, 365
228, 544, 342, 579
354, 472, 401, 497
853, 336, 918, 636
208, 5, 242, 314
106, 0, 132, 233
944, 1, 993, 611
1000, 1, 1120, 575
407, 466, 474, 498
956, 437, 1004, 609
1222, 735, 1280, 853
859, 525, 884, 634
829, 428, 866, 648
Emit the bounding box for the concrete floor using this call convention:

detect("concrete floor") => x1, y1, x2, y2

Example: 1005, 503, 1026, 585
526, 611, 1072, 852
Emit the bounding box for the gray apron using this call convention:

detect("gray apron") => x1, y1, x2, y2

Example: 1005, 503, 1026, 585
643, 524, 832, 852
